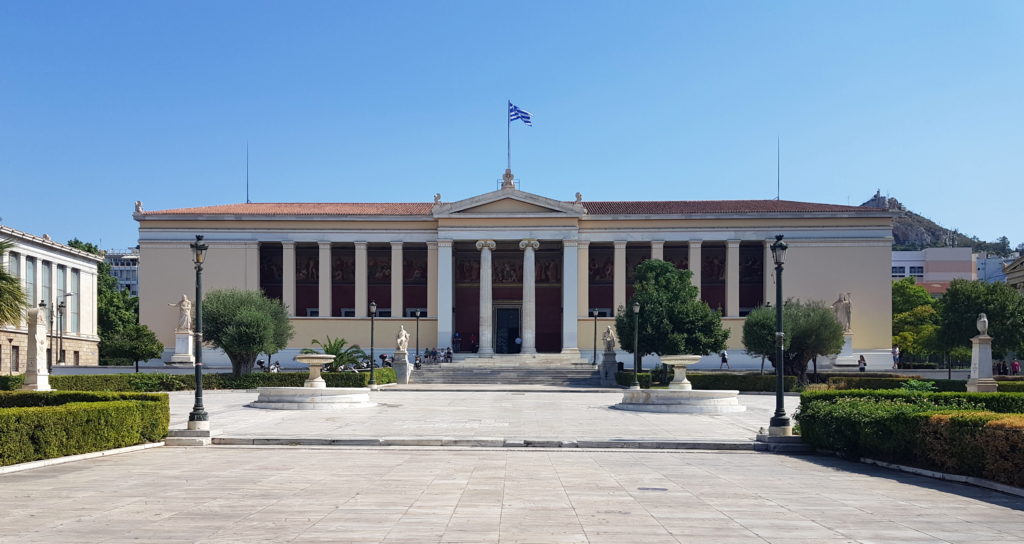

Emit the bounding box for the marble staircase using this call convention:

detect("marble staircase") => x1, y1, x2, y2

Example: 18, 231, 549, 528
412, 353, 602, 385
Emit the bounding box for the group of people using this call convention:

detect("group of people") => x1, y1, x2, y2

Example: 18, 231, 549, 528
418, 347, 453, 364
994, 359, 1021, 376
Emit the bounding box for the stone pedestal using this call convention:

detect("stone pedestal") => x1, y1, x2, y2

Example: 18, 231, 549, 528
662, 354, 701, 390
22, 308, 51, 391
599, 351, 619, 387
967, 334, 998, 392
393, 350, 412, 384
831, 334, 856, 367
168, 331, 195, 366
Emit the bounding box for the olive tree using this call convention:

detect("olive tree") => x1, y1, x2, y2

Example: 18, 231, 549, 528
203, 289, 294, 376
102, 323, 164, 373
615, 259, 729, 357
742, 299, 844, 384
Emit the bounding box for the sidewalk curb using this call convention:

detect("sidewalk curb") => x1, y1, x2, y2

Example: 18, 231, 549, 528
211, 436, 767, 451
0, 442, 164, 475
860, 457, 1024, 498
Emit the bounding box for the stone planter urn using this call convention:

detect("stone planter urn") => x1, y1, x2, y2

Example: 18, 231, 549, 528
294, 353, 336, 388
661, 354, 702, 390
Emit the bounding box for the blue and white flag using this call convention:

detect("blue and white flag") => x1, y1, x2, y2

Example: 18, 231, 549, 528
508, 101, 532, 126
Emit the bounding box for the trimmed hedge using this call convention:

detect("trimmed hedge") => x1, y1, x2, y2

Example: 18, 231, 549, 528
800, 389, 1024, 414
617, 371, 797, 391
795, 395, 1024, 488
0, 370, 398, 393
0, 375, 24, 390
0, 391, 169, 467
827, 377, 967, 392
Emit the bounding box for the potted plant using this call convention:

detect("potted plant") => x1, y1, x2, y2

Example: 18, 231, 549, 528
615, 260, 729, 389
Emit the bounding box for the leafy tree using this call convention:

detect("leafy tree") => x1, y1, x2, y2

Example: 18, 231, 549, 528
203, 289, 294, 376
614, 260, 729, 357
742, 300, 844, 384
935, 279, 1024, 358
300, 336, 368, 370
892, 305, 940, 361
892, 277, 934, 315
102, 323, 164, 373
0, 240, 27, 327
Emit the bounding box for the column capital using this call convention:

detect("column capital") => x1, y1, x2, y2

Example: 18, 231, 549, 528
727, 239, 741, 247
613, 240, 628, 249
282, 240, 296, 247
689, 239, 703, 246
426, 240, 439, 248
476, 240, 496, 251
651, 240, 665, 247
354, 241, 368, 248
437, 239, 454, 248
519, 239, 540, 251
390, 241, 404, 247
317, 241, 331, 248
575, 239, 590, 249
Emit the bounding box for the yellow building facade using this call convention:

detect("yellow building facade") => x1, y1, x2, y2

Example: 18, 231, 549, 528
136, 181, 893, 362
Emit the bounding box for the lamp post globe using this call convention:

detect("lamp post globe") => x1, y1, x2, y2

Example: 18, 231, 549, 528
768, 234, 791, 433
187, 234, 209, 430
368, 301, 377, 389
631, 301, 641, 389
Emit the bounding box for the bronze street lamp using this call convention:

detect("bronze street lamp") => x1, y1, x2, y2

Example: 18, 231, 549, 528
188, 235, 209, 429
631, 301, 641, 389
414, 309, 421, 365
769, 234, 790, 431
369, 301, 377, 389
591, 309, 599, 366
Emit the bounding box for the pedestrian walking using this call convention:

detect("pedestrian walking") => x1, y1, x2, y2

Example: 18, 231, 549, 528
858, 355, 867, 373
719, 351, 730, 369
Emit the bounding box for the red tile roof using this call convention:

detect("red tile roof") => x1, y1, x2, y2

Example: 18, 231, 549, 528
142, 199, 880, 217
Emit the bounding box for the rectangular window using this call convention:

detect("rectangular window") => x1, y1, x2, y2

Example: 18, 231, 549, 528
891, 266, 906, 278
12, 346, 19, 372
404, 308, 428, 318
7, 252, 19, 277
41, 262, 52, 314
25, 257, 36, 305
71, 269, 81, 333
74, 351, 80, 366
909, 266, 924, 278
57, 265, 66, 332
60, 349, 66, 364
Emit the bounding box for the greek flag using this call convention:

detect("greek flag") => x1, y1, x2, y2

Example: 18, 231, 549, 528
508, 101, 532, 126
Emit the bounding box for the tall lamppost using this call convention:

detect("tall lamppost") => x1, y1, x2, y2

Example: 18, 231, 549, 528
769, 234, 791, 435
631, 301, 641, 389
188, 235, 209, 430
414, 309, 421, 364
368, 300, 377, 389
38, 300, 51, 372
591, 309, 599, 366
57, 295, 70, 364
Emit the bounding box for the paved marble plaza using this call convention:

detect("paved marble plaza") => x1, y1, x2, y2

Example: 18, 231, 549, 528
167, 388, 800, 444
2, 446, 1023, 543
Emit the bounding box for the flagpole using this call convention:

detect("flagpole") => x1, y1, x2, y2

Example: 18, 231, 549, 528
506, 100, 511, 171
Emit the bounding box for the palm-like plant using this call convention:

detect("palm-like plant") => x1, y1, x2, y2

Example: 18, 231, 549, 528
301, 335, 368, 371
0, 240, 26, 327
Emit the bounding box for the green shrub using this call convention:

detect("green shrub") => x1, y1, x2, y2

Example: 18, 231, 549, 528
0, 391, 169, 466
900, 362, 938, 369
800, 390, 1024, 413
0, 375, 24, 391
796, 397, 928, 461
99, 357, 135, 366
50, 374, 192, 392
615, 371, 652, 389
40, 370, 399, 393
901, 379, 936, 392
688, 373, 797, 392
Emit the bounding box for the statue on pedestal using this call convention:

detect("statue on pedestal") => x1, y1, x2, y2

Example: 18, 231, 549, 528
602, 326, 617, 352
831, 292, 852, 332
977, 313, 989, 336
168, 294, 193, 332
396, 325, 410, 352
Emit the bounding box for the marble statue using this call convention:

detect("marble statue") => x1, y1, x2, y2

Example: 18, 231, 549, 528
574, 192, 583, 205
433, 193, 441, 205
602, 325, 617, 352
831, 292, 852, 332
396, 325, 410, 352
168, 294, 193, 332
501, 168, 515, 189
977, 313, 989, 336
134, 200, 144, 213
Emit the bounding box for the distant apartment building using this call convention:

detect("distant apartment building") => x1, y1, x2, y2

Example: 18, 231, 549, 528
105, 248, 140, 295
1, 225, 103, 371
892, 247, 976, 296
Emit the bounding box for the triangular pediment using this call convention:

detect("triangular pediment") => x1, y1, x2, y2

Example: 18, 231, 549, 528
432, 187, 586, 218
1004, 256, 1024, 274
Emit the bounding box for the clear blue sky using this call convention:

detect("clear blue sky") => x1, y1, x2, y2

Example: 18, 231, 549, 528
2, 1, 1022, 250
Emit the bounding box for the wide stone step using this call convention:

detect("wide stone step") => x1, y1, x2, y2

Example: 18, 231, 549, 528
411, 365, 601, 385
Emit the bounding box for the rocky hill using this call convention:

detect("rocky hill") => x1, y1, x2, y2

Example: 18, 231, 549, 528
861, 191, 1013, 254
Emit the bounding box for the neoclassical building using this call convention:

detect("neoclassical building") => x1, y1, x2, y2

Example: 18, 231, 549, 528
136, 174, 893, 362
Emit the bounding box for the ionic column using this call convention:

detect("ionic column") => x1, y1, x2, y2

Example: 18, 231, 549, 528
651, 240, 664, 261
519, 239, 539, 355
354, 242, 368, 317
318, 242, 331, 317
282, 242, 296, 316
562, 240, 580, 354
576, 240, 590, 317
391, 242, 403, 318
613, 241, 627, 315
426, 241, 438, 318
764, 239, 773, 307
688, 240, 702, 296
476, 240, 496, 356
726, 240, 740, 317
436, 240, 453, 349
